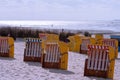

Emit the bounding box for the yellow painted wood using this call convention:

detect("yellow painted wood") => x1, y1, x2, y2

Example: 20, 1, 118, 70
52, 34, 59, 41
109, 46, 115, 61
39, 33, 59, 41
67, 36, 75, 51
95, 34, 103, 44
115, 39, 118, 58
46, 34, 59, 41
90, 38, 96, 44
74, 35, 82, 52
67, 35, 83, 52
108, 46, 115, 79
8, 37, 14, 58
59, 41, 68, 70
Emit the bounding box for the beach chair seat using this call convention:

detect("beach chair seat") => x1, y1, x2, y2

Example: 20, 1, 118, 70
84, 44, 115, 79
42, 42, 60, 68
24, 38, 42, 62
80, 38, 90, 54
102, 39, 118, 58
0, 37, 14, 58
42, 41, 68, 70
80, 37, 96, 54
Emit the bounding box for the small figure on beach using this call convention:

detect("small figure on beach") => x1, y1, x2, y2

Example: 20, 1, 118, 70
8, 33, 10, 37
59, 32, 70, 43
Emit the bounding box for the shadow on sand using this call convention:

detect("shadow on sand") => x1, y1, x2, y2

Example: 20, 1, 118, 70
25, 62, 42, 67
116, 58, 120, 60
85, 76, 112, 80
48, 69, 75, 75
0, 57, 16, 61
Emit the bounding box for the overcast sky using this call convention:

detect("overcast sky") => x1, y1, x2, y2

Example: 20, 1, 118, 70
0, 0, 120, 21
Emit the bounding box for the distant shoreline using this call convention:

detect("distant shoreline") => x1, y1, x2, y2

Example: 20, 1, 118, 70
0, 20, 120, 33
0, 25, 120, 35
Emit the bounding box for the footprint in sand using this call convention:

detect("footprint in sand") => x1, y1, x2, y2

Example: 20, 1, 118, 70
40, 75, 46, 77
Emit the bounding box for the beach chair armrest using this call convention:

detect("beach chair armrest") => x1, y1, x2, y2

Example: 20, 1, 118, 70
109, 58, 115, 62
60, 52, 68, 56
84, 59, 88, 76
41, 48, 46, 54
9, 44, 14, 48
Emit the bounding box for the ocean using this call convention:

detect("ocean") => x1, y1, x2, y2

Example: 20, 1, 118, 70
0, 20, 120, 32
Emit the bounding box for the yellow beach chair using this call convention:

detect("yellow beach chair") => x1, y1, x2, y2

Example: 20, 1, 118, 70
80, 37, 96, 54
0, 37, 14, 58
42, 41, 68, 70
24, 38, 42, 62
84, 44, 115, 79
102, 39, 118, 58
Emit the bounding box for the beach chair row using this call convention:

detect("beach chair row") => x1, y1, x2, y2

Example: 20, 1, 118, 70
0, 34, 118, 79
24, 38, 68, 70
0, 36, 68, 70
67, 34, 118, 58
39, 33, 118, 58
67, 34, 117, 79
23, 38, 116, 79
0, 33, 118, 59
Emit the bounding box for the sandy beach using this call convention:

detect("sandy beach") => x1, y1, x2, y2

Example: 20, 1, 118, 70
0, 0, 120, 79
0, 40, 120, 80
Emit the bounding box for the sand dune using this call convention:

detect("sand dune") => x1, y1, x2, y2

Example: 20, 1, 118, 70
0, 40, 120, 80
